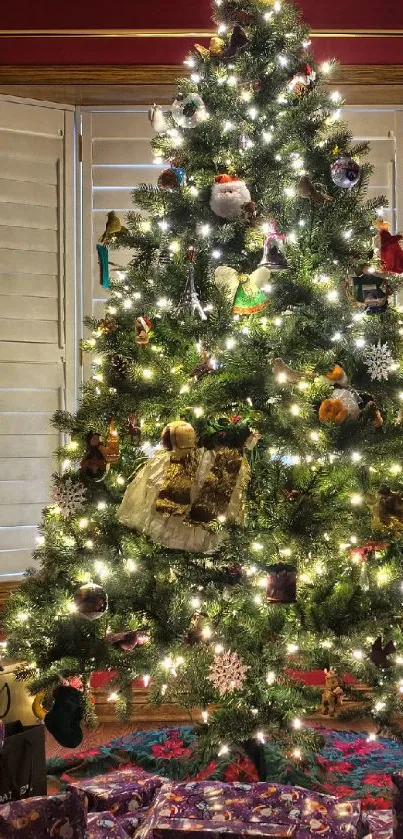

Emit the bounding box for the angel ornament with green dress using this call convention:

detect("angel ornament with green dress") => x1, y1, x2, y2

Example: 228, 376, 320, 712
215, 265, 271, 315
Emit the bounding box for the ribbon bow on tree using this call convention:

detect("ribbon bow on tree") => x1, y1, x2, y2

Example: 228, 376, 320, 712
214, 265, 271, 315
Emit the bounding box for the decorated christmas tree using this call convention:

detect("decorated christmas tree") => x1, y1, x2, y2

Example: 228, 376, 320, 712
6, 0, 403, 769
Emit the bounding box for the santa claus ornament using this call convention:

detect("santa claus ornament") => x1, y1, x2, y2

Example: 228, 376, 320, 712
288, 64, 316, 97
210, 174, 252, 220
374, 219, 403, 274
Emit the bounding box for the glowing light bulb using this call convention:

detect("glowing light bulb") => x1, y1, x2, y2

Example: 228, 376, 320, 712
353, 649, 364, 660
284, 187, 296, 198
292, 718, 302, 730
290, 404, 300, 416
287, 643, 299, 654
142, 368, 153, 379
350, 494, 362, 506
351, 452, 362, 463
78, 518, 89, 530
321, 61, 331, 74
310, 432, 319, 442
126, 559, 137, 573
266, 671, 276, 685
218, 745, 229, 756
292, 748, 302, 759
108, 692, 119, 702
226, 337, 236, 350
191, 597, 201, 609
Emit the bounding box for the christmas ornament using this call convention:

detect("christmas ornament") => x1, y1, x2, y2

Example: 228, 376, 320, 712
241, 200, 257, 223
299, 175, 332, 204
259, 221, 288, 270
347, 267, 391, 315
194, 36, 225, 58
103, 418, 120, 465
370, 637, 396, 668
272, 358, 304, 384
158, 166, 186, 189
109, 353, 130, 381
330, 155, 361, 189
31, 690, 48, 721
319, 388, 361, 424
106, 628, 150, 651
325, 365, 348, 387
171, 94, 207, 128
127, 414, 141, 443
208, 649, 249, 696
210, 174, 252, 220
364, 341, 394, 381
215, 265, 270, 315
118, 419, 254, 553
51, 477, 86, 519
222, 25, 249, 58
44, 685, 84, 749
177, 247, 207, 321
99, 211, 127, 244
161, 419, 196, 453
288, 64, 316, 97
191, 348, 215, 381
359, 393, 384, 429
148, 104, 167, 133
323, 368, 384, 429
96, 243, 110, 289
320, 669, 344, 717
80, 432, 107, 480
374, 219, 403, 274
74, 583, 108, 620
376, 485, 403, 529
266, 563, 297, 603
135, 315, 152, 347
97, 314, 118, 335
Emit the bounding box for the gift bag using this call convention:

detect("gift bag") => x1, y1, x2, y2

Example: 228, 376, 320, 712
0, 722, 46, 804
0, 663, 38, 725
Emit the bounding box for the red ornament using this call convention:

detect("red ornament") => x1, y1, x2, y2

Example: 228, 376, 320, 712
375, 220, 403, 274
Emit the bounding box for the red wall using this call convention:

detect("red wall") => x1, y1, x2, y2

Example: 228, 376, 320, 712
0, 0, 400, 66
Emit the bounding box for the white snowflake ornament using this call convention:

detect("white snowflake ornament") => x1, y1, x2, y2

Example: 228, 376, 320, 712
364, 340, 394, 381
208, 649, 249, 696
51, 478, 87, 518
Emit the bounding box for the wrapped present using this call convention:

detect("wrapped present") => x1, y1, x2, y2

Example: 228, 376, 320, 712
147, 819, 295, 838
393, 770, 403, 839
0, 788, 87, 839
363, 810, 392, 836
87, 811, 131, 838
137, 781, 362, 839
67, 766, 165, 817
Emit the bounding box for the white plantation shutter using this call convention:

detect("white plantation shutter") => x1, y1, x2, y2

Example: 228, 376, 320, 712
0, 96, 75, 577
343, 107, 398, 226
81, 108, 165, 326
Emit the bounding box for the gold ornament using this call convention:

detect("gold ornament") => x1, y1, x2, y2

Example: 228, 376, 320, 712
194, 36, 225, 58
102, 418, 120, 465
32, 690, 47, 721
99, 211, 127, 244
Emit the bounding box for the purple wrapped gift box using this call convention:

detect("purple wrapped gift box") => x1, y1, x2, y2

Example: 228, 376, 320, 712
137, 781, 362, 839
87, 810, 131, 838
150, 819, 296, 838
0, 788, 87, 839
68, 766, 165, 817
363, 810, 393, 837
